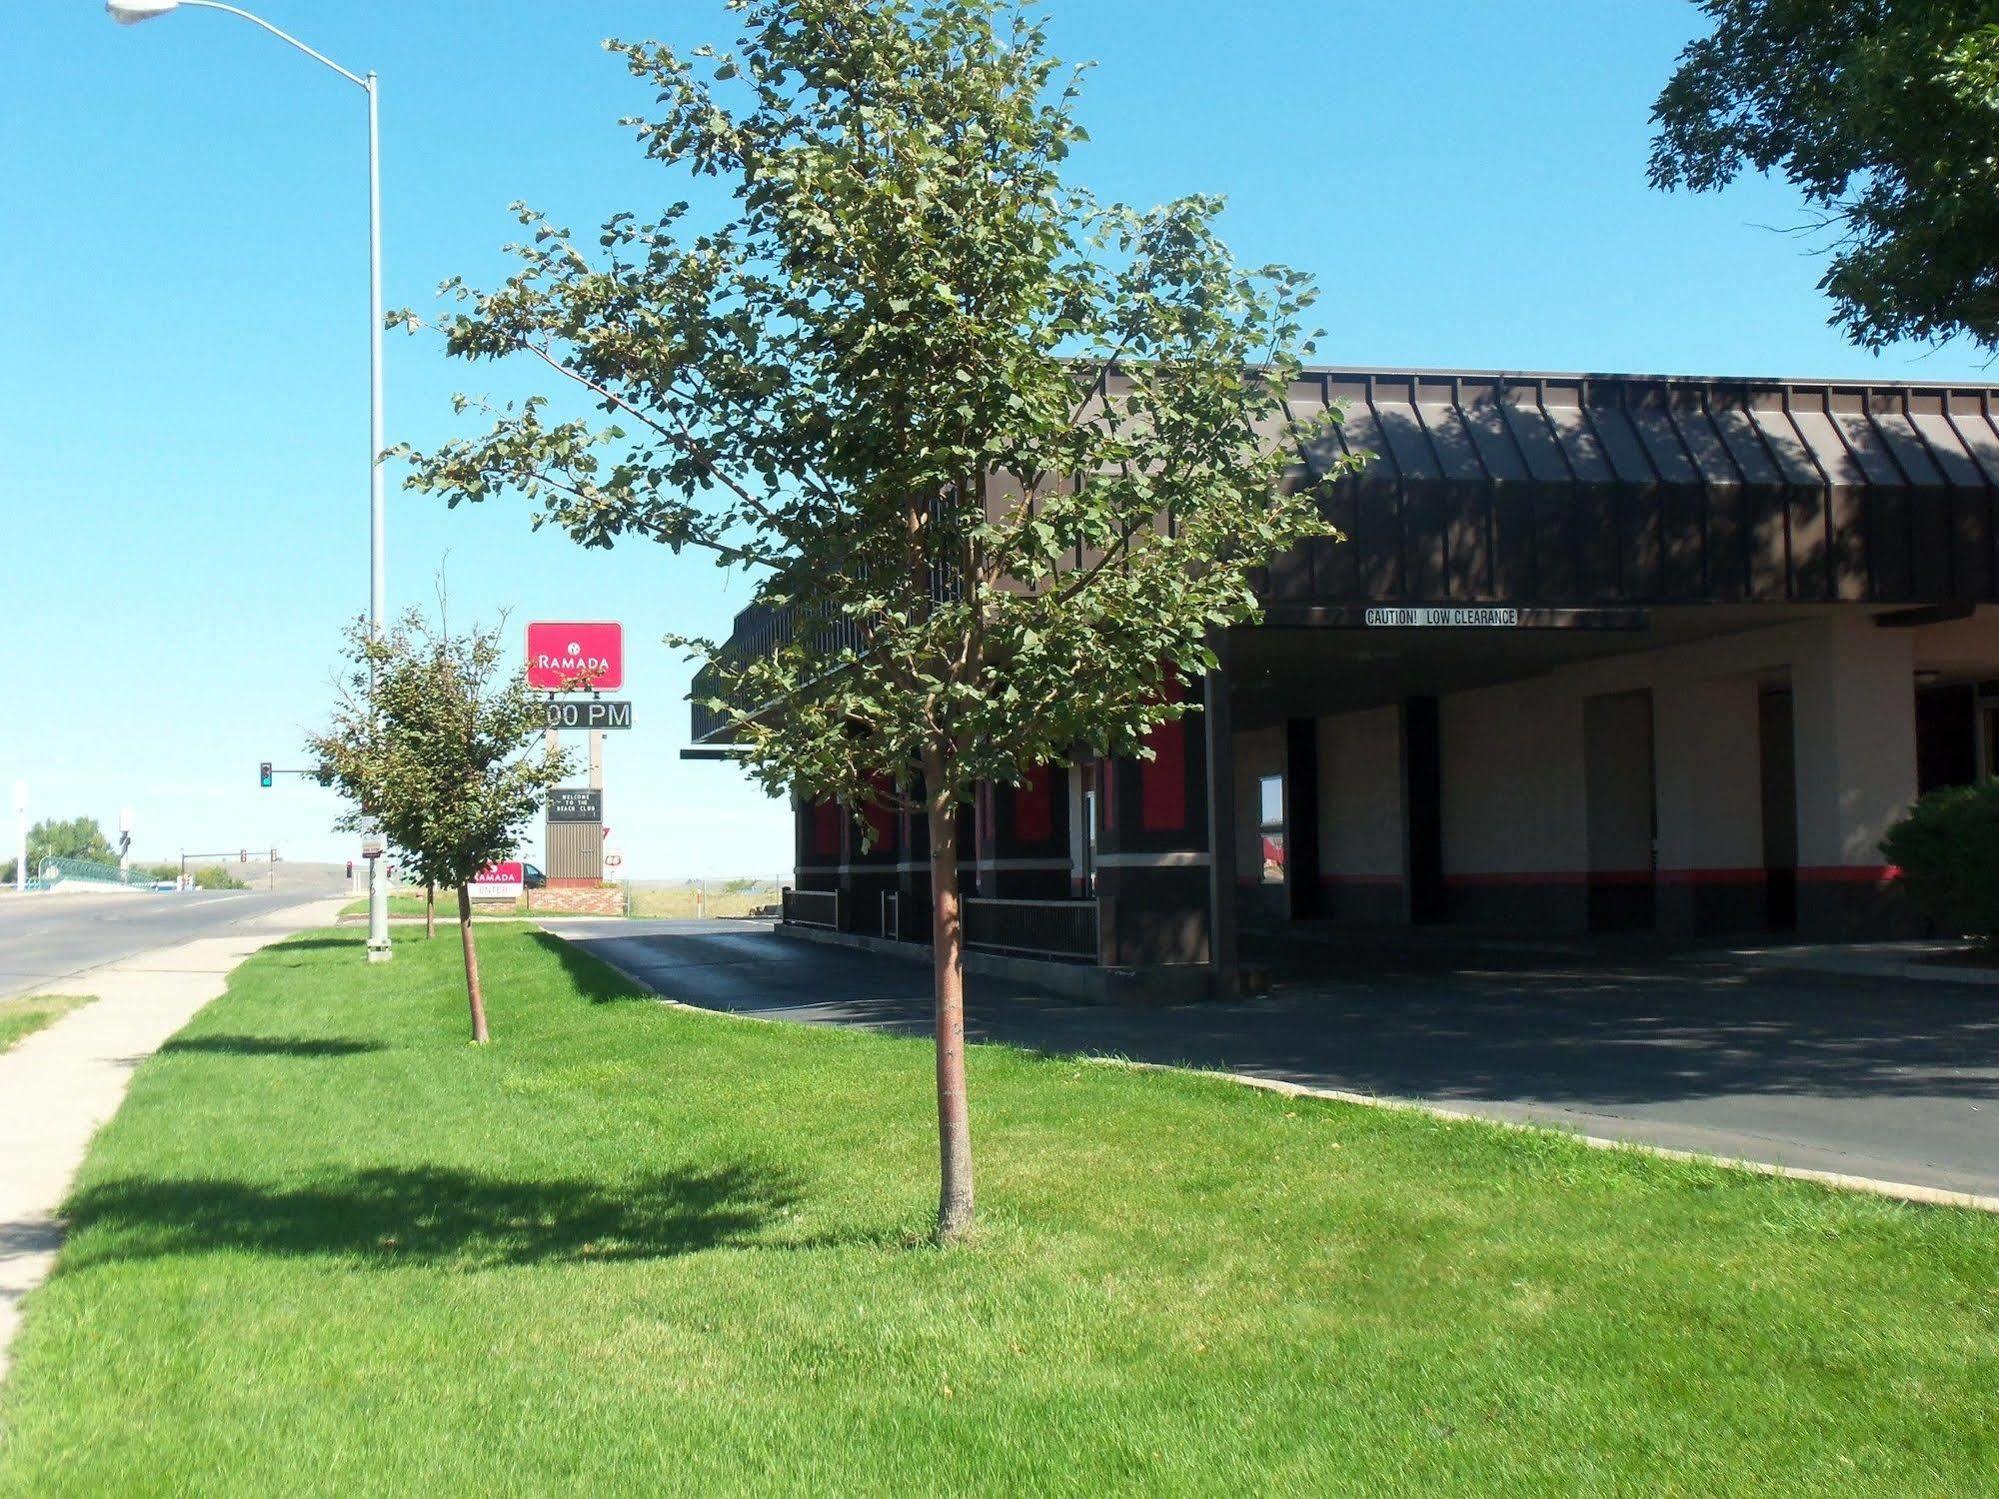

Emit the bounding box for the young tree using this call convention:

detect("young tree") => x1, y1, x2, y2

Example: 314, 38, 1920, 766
398, 0, 1351, 1239
309, 610, 573, 1043
1650, 1, 1999, 352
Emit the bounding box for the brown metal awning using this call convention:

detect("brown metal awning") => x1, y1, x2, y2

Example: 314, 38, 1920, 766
692, 364, 1999, 745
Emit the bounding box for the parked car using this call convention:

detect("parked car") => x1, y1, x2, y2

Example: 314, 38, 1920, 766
523, 863, 547, 890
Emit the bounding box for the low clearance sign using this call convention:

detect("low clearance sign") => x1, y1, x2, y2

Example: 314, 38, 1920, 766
526, 621, 623, 691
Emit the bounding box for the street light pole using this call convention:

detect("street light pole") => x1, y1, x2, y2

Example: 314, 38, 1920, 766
12, 782, 25, 894
363, 67, 391, 963
109, 0, 392, 961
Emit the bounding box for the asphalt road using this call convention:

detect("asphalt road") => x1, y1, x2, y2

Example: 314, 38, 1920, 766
0, 889, 339, 1000
558, 919, 1999, 1199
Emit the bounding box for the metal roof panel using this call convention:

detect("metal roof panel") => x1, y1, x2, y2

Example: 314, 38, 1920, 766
1497, 386, 1574, 482
1367, 377, 1441, 479
1786, 396, 1869, 487
1946, 394, 1999, 485
1458, 388, 1530, 481
1542, 381, 1617, 481
1627, 389, 1702, 483
1582, 392, 1658, 484
1865, 402, 1947, 487
1415, 392, 1488, 482
1706, 400, 1783, 485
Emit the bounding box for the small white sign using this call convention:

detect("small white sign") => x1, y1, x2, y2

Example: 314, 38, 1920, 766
360, 834, 385, 860
1364, 606, 1520, 628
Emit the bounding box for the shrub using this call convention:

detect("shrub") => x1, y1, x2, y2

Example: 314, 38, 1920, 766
1880, 781, 1999, 944
191, 865, 248, 891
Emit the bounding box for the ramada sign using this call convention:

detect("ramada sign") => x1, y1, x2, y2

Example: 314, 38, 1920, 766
526, 620, 623, 691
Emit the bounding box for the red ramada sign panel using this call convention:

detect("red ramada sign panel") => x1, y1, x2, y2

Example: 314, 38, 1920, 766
526, 621, 623, 691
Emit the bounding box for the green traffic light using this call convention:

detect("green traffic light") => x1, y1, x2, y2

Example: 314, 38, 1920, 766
260, 762, 273, 788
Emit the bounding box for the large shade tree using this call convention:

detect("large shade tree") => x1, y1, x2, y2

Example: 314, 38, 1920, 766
309, 610, 573, 1043
1650, 0, 1999, 352
399, 0, 1352, 1239
2, 817, 119, 883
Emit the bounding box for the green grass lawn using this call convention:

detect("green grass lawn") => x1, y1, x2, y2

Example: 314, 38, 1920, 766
2, 928, 1994, 1495
338, 887, 773, 920
0, 993, 92, 1053
337, 894, 539, 919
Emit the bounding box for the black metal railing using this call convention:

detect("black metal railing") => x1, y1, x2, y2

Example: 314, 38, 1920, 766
881, 889, 933, 943
963, 897, 1099, 963
781, 887, 839, 929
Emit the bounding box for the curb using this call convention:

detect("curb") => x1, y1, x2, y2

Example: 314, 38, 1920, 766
1722, 949, 1999, 988
1085, 1059, 1999, 1214
544, 930, 1999, 1216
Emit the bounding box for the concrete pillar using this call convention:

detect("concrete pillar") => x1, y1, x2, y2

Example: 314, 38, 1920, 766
1789, 615, 1917, 937
1653, 674, 1766, 935
1204, 634, 1238, 996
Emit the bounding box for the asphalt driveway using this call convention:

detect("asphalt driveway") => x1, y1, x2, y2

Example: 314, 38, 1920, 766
554, 919, 1999, 1199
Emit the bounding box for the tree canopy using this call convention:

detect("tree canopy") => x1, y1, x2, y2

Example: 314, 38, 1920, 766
308, 608, 572, 1041
1650, 0, 1999, 352
400, 0, 1353, 1236
11, 816, 119, 879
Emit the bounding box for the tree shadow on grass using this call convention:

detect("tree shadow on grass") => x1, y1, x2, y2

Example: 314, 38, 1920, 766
273, 937, 369, 952
525, 929, 656, 1004
57, 1163, 801, 1272
157, 1035, 386, 1059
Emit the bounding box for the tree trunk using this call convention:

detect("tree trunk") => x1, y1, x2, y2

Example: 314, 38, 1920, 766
457, 883, 490, 1045
924, 762, 975, 1243
425, 882, 436, 939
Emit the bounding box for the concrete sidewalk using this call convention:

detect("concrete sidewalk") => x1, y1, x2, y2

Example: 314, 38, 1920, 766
0, 896, 345, 1380
1718, 938, 1999, 987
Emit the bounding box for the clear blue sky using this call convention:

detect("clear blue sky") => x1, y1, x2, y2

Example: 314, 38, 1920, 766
2, 1, 1989, 876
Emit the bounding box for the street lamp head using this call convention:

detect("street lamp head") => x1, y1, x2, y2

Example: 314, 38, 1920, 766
106, 0, 181, 24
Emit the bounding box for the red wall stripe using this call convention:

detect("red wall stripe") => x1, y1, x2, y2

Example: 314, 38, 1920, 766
811, 800, 841, 858
1015, 770, 1054, 843
1139, 672, 1187, 833
1796, 865, 1900, 884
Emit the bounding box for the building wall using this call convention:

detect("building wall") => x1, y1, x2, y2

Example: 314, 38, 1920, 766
778, 608, 1999, 962
1654, 672, 1768, 933
1316, 707, 1405, 922
1439, 677, 1590, 929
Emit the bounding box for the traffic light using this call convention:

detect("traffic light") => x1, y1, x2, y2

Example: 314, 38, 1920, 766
259, 761, 273, 788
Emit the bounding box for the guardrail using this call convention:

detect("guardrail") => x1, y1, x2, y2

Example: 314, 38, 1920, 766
963, 897, 1099, 963
781, 887, 840, 930
39, 856, 151, 888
